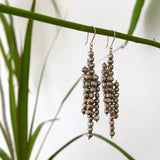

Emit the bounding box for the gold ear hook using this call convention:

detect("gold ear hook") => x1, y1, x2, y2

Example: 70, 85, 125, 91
109, 30, 116, 51
105, 36, 109, 49
85, 26, 96, 49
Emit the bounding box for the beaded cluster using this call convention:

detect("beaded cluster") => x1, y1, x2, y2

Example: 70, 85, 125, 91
101, 49, 119, 138
81, 48, 100, 139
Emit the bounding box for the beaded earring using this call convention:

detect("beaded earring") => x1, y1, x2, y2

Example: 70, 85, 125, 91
81, 27, 100, 139
101, 31, 120, 138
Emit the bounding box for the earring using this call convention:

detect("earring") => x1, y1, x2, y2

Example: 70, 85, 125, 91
81, 27, 100, 139
101, 31, 119, 138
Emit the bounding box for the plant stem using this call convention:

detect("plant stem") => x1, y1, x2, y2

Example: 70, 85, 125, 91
0, 3, 160, 48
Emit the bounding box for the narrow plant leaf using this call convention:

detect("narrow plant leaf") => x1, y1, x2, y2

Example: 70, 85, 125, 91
0, 38, 9, 69
51, 0, 61, 17
48, 134, 85, 160
125, 0, 145, 45
27, 119, 57, 159
35, 76, 82, 159
93, 133, 135, 160
0, 148, 11, 160
0, 122, 13, 159
0, 13, 20, 80
17, 0, 36, 159
8, 58, 19, 159
48, 133, 134, 160
0, 77, 14, 159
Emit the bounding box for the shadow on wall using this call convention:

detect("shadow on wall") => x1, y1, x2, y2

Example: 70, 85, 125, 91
144, 0, 160, 41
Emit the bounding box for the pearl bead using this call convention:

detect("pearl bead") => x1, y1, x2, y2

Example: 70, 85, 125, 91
89, 93, 94, 98
88, 57, 94, 62
108, 65, 113, 70
87, 105, 94, 110
110, 131, 115, 137
88, 127, 93, 133
88, 51, 94, 57
88, 133, 92, 139
107, 53, 113, 59
82, 66, 88, 73
107, 82, 113, 87
88, 63, 95, 68
89, 70, 95, 74
109, 120, 114, 126
90, 87, 96, 92
83, 93, 89, 98
93, 75, 98, 80
88, 122, 93, 127
87, 99, 94, 104
95, 93, 99, 98
101, 75, 107, 81
102, 62, 107, 68
85, 110, 93, 115
107, 76, 114, 82
94, 116, 99, 121
107, 59, 114, 65
81, 109, 86, 114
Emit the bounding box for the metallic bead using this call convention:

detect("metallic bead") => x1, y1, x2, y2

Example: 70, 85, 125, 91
89, 93, 94, 98
95, 99, 99, 103
88, 127, 93, 133
87, 57, 94, 62
109, 120, 114, 126
96, 87, 100, 92
83, 98, 87, 103
89, 69, 95, 74
107, 82, 113, 87
115, 104, 119, 108
95, 93, 99, 98
84, 74, 91, 80
85, 110, 93, 115
94, 116, 99, 121
102, 62, 107, 68
108, 71, 114, 76
107, 59, 114, 65
83, 93, 89, 98
84, 81, 90, 87
94, 104, 99, 109
87, 105, 94, 110
114, 93, 119, 98
88, 63, 95, 68
84, 88, 89, 93
107, 53, 113, 59
88, 51, 94, 57
108, 65, 114, 70
87, 99, 94, 104
101, 75, 107, 81
91, 81, 97, 86
104, 109, 109, 114
93, 75, 98, 80
107, 76, 114, 82
114, 98, 119, 103
81, 109, 86, 114
115, 88, 119, 92
102, 82, 107, 87
114, 81, 119, 87
82, 66, 88, 73
90, 87, 96, 92
87, 116, 93, 121
101, 69, 106, 75
88, 133, 93, 139
95, 110, 99, 115
110, 131, 115, 137
88, 121, 93, 127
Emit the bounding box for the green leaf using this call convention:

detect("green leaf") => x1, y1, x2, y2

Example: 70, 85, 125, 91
27, 119, 57, 159
48, 134, 85, 160
35, 76, 82, 159
93, 133, 135, 160
48, 133, 134, 160
17, 0, 36, 159
0, 13, 20, 81
125, 0, 145, 45
51, 0, 61, 17
0, 38, 9, 69
0, 148, 11, 160
8, 58, 18, 159
0, 122, 13, 159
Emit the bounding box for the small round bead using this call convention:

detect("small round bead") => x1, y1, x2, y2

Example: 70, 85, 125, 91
84, 81, 90, 87
89, 93, 94, 98
85, 110, 93, 115
109, 120, 114, 126
93, 75, 98, 80
101, 75, 107, 81
104, 109, 109, 114
87, 116, 93, 121
102, 82, 107, 88
94, 104, 99, 109
87, 99, 94, 104
107, 76, 114, 82
107, 82, 113, 87
114, 98, 119, 103
88, 57, 94, 62
115, 88, 119, 92
83, 98, 87, 103
88, 63, 95, 68
84, 88, 89, 93
88, 51, 94, 57
101, 69, 106, 75
110, 131, 115, 137
114, 114, 118, 119
89, 70, 95, 74
87, 105, 94, 110
95, 93, 99, 98
115, 104, 119, 108
95, 110, 99, 115
90, 87, 96, 92
94, 116, 99, 121
82, 66, 88, 73
96, 87, 100, 92
88, 127, 93, 133
88, 121, 93, 127
114, 93, 119, 98
102, 63, 107, 68
108, 65, 114, 70
114, 81, 119, 87
88, 133, 93, 139
107, 59, 114, 65
108, 71, 114, 76
107, 53, 113, 59
81, 109, 86, 114
84, 75, 91, 80
95, 99, 99, 103
83, 93, 89, 98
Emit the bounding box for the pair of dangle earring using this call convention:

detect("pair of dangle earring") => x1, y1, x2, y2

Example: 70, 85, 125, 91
82, 28, 119, 139
81, 27, 101, 139
101, 32, 120, 138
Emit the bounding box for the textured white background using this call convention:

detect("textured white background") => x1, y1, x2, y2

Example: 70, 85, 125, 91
0, 0, 160, 160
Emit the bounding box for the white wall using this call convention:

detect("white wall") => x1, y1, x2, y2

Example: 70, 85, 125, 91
0, 0, 160, 160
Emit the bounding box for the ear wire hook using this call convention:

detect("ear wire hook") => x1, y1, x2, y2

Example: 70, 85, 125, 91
105, 36, 109, 49
85, 26, 96, 49
109, 30, 116, 51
